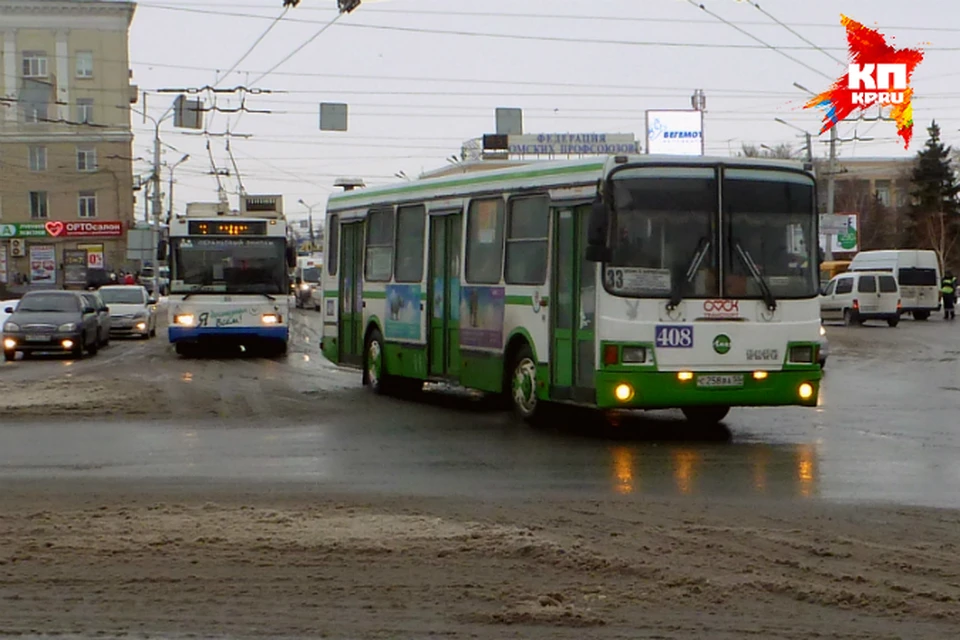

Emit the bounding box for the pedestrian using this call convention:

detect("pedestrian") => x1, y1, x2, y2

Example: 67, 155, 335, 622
123, 272, 135, 285
941, 270, 957, 320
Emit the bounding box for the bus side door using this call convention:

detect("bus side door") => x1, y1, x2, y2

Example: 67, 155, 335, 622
427, 211, 462, 378
338, 221, 364, 366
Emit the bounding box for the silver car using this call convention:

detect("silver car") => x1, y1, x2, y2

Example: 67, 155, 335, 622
97, 285, 158, 339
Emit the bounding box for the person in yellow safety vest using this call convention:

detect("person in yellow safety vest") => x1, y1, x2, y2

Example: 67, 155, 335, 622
941, 271, 957, 320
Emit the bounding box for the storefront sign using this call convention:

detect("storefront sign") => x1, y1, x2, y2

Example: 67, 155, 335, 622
77, 243, 105, 269
0, 221, 123, 238
63, 250, 89, 286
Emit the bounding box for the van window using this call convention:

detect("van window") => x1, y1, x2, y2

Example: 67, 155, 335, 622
823, 280, 836, 295
879, 275, 898, 292
898, 267, 937, 286
857, 275, 876, 293
835, 278, 853, 294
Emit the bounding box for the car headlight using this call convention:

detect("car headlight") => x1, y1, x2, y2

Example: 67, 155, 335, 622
3, 322, 19, 332
58, 323, 77, 332
300, 283, 311, 291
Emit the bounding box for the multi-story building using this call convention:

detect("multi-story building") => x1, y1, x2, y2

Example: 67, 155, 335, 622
0, 0, 137, 288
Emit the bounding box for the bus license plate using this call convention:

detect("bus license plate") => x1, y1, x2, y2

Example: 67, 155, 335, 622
697, 374, 743, 388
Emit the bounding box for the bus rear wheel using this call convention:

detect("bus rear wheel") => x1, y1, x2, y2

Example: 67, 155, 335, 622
681, 406, 730, 425
510, 344, 543, 423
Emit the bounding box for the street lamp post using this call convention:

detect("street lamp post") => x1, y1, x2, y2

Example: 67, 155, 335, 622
297, 199, 322, 246
793, 82, 837, 261
166, 154, 190, 225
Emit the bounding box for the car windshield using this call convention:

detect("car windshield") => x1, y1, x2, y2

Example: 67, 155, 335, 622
172, 237, 287, 294
722, 169, 818, 299
99, 289, 146, 305
17, 294, 79, 313
607, 166, 718, 298
301, 267, 320, 282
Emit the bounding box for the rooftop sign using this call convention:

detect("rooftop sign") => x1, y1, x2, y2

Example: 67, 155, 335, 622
507, 133, 639, 156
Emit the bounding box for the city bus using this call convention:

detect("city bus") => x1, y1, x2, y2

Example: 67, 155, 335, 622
159, 196, 297, 357
319, 155, 822, 424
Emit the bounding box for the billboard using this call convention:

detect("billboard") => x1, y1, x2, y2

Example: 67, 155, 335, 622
820, 213, 858, 254
508, 133, 639, 156
645, 110, 704, 156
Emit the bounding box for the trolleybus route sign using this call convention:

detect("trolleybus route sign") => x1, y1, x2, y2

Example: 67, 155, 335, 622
655, 325, 693, 348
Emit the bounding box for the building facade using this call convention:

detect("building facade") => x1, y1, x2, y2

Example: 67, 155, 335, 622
0, 0, 137, 288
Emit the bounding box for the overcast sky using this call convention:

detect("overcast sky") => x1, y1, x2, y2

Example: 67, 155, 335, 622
126, 0, 955, 224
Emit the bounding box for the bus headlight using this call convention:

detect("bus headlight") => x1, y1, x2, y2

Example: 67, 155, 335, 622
621, 347, 647, 364
677, 371, 694, 381
174, 314, 196, 327
819, 325, 826, 337
614, 383, 634, 402
798, 382, 814, 400
261, 313, 281, 325
789, 346, 814, 363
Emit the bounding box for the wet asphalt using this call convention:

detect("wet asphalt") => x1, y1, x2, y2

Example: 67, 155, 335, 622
1, 307, 959, 509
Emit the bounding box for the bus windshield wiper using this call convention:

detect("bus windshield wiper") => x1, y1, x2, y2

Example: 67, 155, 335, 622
667, 237, 710, 310
734, 242, 777, 311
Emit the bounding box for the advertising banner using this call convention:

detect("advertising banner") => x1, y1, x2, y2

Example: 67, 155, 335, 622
819, 213, 858, 254
645, 110, 704, 156
77, 243, 105, 269
0, 221, 123, 239
29, 244, 56, 284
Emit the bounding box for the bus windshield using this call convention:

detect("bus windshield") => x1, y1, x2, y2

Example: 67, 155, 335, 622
722, 169, 818, 300
607, 166, 817, 300
171, 237, 287, 295
608, 167, 718, 298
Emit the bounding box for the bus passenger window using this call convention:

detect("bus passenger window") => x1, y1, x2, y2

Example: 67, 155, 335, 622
505, 196, 549, 285
395, 205, 425, 282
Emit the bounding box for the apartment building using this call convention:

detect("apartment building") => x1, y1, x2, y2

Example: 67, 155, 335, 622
0, 0, 137, 287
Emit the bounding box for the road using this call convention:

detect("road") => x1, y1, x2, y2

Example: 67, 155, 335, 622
1, 307, 959, 638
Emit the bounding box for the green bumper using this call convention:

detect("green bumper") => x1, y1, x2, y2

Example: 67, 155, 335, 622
594, 369, 821, 409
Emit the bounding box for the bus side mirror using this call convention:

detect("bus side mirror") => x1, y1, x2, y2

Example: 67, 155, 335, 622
156, 239, 168, 261
286, 246, 298, 269
584, 198, 611, 262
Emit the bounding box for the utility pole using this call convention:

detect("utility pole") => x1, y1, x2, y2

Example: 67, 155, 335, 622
151, 123, 162, 296
805, 132, 813, 163
825, 125, 837, 261
166, 154, 190, 225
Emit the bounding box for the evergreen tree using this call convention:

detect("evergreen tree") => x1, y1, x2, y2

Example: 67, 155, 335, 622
906, 122, 960, 267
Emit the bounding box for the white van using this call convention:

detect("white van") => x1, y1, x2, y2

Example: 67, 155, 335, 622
847, 250, 940, 320
820, 270, 901, 327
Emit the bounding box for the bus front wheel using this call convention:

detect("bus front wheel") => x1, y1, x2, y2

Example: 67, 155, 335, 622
364, 329, 387, 395
681, 406, 730, 425
509, 344, 543, 423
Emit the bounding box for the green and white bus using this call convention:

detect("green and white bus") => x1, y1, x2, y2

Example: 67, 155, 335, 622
319, 155, 822, 424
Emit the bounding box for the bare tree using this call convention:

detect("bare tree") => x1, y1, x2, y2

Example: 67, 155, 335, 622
922, 212, 960, 274
739, 143, 796, 159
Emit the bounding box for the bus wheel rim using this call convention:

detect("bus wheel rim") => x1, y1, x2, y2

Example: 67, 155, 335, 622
368, 339, 382, 388
512, 357, 537, 415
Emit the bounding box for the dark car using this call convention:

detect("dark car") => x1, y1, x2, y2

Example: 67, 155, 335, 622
80, 291, 112, 347
2, 290, 101, 360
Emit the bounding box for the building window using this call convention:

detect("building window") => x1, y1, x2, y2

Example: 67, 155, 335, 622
76, 51, 94, 78
28, 146, 47, 171
76, 98, 94, 124
465, 198, 504, 284
22, 52, 48, 78
394, 205, 425, 282
77, 147, 97, 172
504, 195, 549, 285
874, 180, 891, 207
78, 191, 97, 218
365, 208, 394, 282
29, 191, 48, 219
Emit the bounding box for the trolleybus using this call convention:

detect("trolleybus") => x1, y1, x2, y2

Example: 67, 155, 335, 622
319, 155, 822, 424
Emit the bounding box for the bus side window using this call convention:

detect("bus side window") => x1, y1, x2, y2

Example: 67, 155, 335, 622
504, 195, 549, 285
395, 205, 426, 282
365, 208, 394, 282
327, 215, 339, 277
465, 198, 504, 284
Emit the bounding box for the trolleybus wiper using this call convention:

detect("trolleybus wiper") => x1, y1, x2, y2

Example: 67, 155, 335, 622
667, 237, 710, 310
734, 242, 777, 311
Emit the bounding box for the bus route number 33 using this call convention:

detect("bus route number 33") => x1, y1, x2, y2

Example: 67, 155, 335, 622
655, 325, 694, 348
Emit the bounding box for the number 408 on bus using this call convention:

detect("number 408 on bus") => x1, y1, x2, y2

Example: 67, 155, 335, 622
655, 325, 694, 348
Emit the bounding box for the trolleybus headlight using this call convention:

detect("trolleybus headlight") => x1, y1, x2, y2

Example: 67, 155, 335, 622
798, 382, 814, 400
261, 313, 281, 325
174, 314, 196, 327
621, 347, 647, 364
819, 325, 826, 337
753, 371, 768, 380
677, 371, 694, 382
614, 383, 634, 402
789, 346, 814, 363
3, 338, 16, 350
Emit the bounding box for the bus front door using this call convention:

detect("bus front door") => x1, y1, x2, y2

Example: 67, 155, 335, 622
338, 221, 364, 366
427, 213, 462, 379
551, 206, 596, 402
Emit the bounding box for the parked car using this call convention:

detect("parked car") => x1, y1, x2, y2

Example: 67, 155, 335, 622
820, 271, 901, 327
2, 290, 101, 360
80, 290, 112, 347
97, 285, 157, 338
